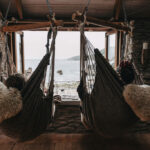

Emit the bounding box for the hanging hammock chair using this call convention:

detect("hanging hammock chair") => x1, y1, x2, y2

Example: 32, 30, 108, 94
0, 27, 57, 141
77, 26, 150, 137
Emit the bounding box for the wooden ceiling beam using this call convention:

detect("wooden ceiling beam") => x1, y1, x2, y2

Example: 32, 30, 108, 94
73, 14, 130, 32
15, 0, 23, 20
58, 27, 109, 31
113, 0, 122, 21
30, 27, 110, 32
86, 16, 130, 32
106, 29, 117, 36
1, 20, 64, 32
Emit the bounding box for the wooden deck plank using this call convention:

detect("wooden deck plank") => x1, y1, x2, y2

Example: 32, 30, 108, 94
13, 143, 55, 150
0, 144, 15, 150
0, 133, 150, 150
1, 101, 150, 150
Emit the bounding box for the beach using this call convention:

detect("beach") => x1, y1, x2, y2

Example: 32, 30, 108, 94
25, 59, 80, 101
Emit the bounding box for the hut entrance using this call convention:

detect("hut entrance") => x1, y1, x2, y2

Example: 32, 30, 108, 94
21, 30, 106, 134
54, 31, 80, 101
24, 31, 80, 101
23, 31, 106, 102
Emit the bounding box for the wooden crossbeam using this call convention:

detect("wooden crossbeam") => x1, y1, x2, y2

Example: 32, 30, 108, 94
15, 0, 23, 19
113, 0, 122, 21
73, 14, 130, 32
30, 27, 110, 31
1, 20, 64, 32
106, 29, 117, 36
86, 16, 130, 32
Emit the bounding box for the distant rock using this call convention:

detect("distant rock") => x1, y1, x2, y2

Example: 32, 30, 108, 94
57, 70, 63, 75
67, 47, 114, 61
68, 56, 80, 61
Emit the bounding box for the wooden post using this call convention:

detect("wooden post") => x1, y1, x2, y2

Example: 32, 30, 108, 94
119, 31, 123, 64
7, 33, 12, 53
105, 33, 108, 61
12, 32, 17, 71
7, 33, 14, 58
20, 33, 25, 74
115, 31, 120, 68
80, 24, 86, 90
80, 28, 84, 79
10, 33, 14, 57
80, 32, 82, 79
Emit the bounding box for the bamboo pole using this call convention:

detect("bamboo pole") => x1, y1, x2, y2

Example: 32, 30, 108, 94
105, 34, 108, 61
1, 20, 63, 32
20, 33, 25, 74
115, 31, 120, 68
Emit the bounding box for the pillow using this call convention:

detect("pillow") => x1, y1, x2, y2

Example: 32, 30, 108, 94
123, 84, 150, 121
0, 82, 22, 123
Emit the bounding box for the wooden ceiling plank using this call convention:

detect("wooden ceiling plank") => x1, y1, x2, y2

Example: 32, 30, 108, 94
15, 0, 23, 19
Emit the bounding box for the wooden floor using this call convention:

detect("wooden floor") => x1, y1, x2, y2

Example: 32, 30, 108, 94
46, 101, 89, 133
1, 101, 150, 150
1, 133, 150, 150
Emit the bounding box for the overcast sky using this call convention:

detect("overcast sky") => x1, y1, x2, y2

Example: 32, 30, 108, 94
23, 31, 106, 60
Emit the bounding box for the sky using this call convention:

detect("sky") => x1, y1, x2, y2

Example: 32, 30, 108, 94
23, 31, 106, 60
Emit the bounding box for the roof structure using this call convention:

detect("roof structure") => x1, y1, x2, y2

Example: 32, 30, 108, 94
0, 0, 150, 31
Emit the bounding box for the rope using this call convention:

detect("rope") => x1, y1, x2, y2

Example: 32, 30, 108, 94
82, 0, 91, 15
84, 36, 96, 93
81, 0, 91, 24
86, 0, 91, 8
80, 23, 85, 79
3, 0, 13, 25
48, 27, 57, 94
79, 0, 95, 93
42, 27, 53, 90
46, 0, 53, 17
122, 0, 128, 23
80, 23, 87, 92
46, 27, 52, 53
80, 23, 96, 94
42, 27, 57, 92
45, 0, 58, 53
43, 0, 57, 91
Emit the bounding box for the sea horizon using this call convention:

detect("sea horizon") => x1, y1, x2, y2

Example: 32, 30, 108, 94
25, 58, 80, 82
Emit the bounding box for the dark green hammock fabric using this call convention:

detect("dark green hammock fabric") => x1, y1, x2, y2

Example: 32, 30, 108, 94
0, 53, 53, 141
78, 48, 140, 137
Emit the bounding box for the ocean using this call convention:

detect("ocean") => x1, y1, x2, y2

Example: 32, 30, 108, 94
25, 59, 80, 82
25, 59, 80, 100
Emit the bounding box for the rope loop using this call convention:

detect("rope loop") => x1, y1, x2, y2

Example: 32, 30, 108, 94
3, 0, 13, 26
